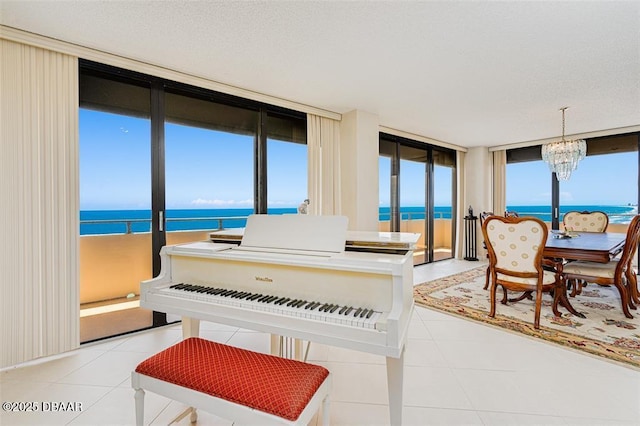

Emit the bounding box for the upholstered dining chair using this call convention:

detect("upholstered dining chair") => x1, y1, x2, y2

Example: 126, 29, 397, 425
562, 214, 640, 319
504, 210, 520, 218
479, 212, 494, 290
562, 211, 610, 296
563, 210, 609, 233
482, 215, 564, 329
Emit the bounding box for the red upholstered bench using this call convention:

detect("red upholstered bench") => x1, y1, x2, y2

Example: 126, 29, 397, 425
131, 337, 331, 425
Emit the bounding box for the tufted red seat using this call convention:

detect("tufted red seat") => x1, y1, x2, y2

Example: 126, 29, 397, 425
132, 337, 331, 425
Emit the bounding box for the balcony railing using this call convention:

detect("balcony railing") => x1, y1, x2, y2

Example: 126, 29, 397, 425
80, 216, 249, 235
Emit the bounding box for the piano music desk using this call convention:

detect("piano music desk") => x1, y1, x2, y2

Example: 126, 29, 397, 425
132, 337, 331, 425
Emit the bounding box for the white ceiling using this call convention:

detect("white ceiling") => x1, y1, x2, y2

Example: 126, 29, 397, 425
2, 1, 639, 148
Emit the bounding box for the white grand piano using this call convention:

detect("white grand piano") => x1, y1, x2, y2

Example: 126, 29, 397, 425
141, 214, 418, 424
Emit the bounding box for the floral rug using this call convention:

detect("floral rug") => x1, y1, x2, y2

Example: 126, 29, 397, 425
414, 266, 640, 370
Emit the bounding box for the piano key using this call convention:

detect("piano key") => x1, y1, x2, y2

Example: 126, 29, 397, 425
158, 283, 381, 329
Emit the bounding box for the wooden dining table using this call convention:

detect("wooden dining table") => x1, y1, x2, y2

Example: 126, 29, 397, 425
543, 231, 627, 318
544, 232, 626, 263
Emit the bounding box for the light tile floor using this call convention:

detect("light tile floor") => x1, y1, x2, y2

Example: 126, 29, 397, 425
2, 259, 639, 425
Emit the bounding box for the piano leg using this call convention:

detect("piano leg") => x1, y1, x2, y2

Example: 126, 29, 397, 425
270, 334, 304, 360
181, 316, 200, 338
386, 348, 404, 426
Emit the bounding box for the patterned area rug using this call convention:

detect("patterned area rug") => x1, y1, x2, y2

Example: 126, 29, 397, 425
414, 266, 640, 370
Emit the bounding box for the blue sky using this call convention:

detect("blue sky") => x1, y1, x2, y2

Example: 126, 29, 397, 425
506, 153, 637, 206
80, 109, 637, 210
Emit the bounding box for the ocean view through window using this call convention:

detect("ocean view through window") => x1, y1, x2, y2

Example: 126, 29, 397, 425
79, 204, 637, 236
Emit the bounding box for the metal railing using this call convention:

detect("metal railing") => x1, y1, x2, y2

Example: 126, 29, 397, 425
378, 212, 449, 221
80, 211, 636, 235
80, 216, 249, 235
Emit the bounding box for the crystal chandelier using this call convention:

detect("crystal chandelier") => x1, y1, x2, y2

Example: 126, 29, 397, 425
541, 107, 586, 181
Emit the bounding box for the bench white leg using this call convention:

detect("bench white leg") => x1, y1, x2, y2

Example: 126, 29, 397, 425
321, 394, 330, 426
134, 388, 145, 426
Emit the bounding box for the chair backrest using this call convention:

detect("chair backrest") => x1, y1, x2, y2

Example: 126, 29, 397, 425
480, 211, 494, 223
504, 211, 520, 218
617, 215, 640, 273
562, 210, 608, 232
482, 216, 547, 276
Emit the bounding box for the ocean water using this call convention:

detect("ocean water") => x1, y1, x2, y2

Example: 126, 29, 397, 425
79, 205, 636, 235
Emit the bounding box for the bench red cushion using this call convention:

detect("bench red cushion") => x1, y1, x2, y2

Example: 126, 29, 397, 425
135, 337, 329, 421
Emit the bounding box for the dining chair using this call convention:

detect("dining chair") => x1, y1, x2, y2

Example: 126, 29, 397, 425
504, 211, 520, 218
482, 215, 564, 329
562, 210, 609, 233
562, 211, 610, 296
561, 214, 640, 319
479, 212, 494, 290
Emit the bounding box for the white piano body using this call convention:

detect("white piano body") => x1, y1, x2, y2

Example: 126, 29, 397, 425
141, 214, 418, 424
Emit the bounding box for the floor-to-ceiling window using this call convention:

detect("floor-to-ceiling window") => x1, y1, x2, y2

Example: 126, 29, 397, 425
79, 60, 306, 342
266, 113, 308, 213
79, 69, 155, 343
506, 133, 639, 228
379, 134, 456, 265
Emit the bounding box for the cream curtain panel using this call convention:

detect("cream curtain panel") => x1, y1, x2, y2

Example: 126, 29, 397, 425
1, 39, 79, 368
307, 114, 341, 216
455, 150, 466, 258
492, 150, 507, 216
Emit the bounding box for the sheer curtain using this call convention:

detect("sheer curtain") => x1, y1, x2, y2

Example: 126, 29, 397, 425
455, 150, 466, 258
1, 40, 79, 368
492, 150, 507, 216
307, 114, 341, 215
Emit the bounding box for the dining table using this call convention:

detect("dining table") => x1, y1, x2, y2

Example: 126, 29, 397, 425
543, 231, 627, 318
544, 231, 626, 263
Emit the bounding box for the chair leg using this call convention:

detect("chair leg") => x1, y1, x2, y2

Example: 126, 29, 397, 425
484, 266, 490, 290
489, 281, 497, 318
626, 270, 639, 306
569, 279, 586, 297
501, 286, 508, 304
551, 285, 562, 318
533, 289, 543, 329
614, 282, 634, 319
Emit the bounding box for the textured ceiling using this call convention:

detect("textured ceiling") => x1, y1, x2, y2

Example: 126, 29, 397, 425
2, 0, 639, 147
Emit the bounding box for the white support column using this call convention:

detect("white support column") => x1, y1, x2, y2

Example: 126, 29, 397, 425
339, 110, 380, 231
464, 147, 493, 257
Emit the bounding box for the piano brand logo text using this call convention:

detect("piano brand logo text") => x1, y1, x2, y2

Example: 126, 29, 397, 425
255, 276, 273, 283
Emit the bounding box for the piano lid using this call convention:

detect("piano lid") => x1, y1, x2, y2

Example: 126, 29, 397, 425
238, 214, 348, 254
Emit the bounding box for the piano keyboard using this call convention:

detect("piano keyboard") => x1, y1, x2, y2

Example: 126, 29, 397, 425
158, 283, 382, 330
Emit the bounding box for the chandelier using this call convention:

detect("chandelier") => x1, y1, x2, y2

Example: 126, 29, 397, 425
541, 107, 586, 181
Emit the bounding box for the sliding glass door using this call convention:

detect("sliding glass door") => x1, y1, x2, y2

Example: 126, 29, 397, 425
79, 60, 307, 342
79, 71, 155, 343
379, 134, 456, 265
